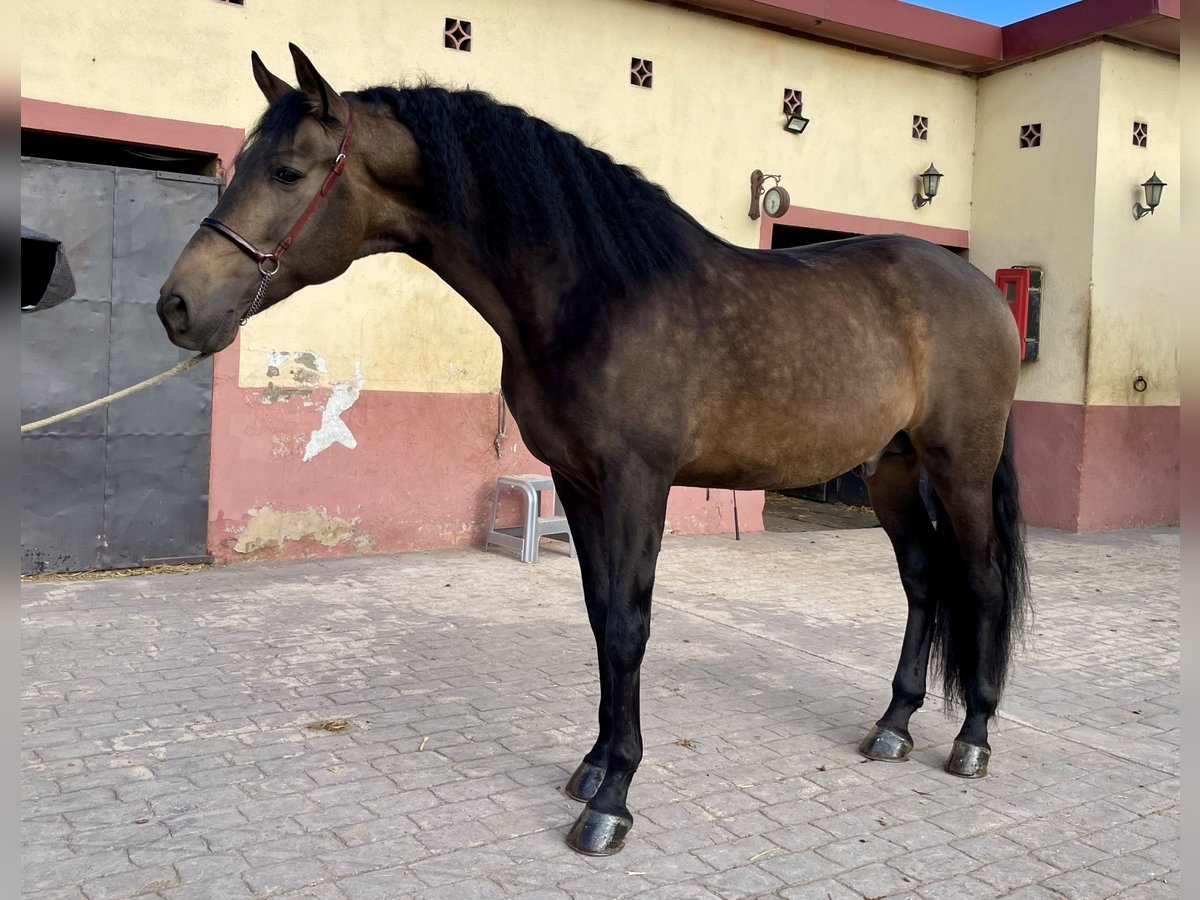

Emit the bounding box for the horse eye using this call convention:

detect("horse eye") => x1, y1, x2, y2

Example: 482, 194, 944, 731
274, 167, 303, 185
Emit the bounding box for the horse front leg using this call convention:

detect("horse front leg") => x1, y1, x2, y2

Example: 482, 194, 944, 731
566, 468, 671, 856
552, 473, 612, 803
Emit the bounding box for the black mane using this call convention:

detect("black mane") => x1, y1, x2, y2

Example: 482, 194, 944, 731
358, 86, 703, 293
243, 85, 704, 296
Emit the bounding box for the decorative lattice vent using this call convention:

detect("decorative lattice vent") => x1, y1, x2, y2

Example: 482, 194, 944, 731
444, 18, 472, 52
630, 58, 653, 88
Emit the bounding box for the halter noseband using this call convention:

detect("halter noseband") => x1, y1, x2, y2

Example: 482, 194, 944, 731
202, 111, 355, 325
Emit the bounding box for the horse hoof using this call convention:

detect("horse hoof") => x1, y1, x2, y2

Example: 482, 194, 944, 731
564, 760, 606, 802
566, 807, 633, 856
945, 740, 990, 778
859, 725, 913, 762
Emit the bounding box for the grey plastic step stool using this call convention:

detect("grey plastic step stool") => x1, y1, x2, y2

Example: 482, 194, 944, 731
485, 474, 576, 564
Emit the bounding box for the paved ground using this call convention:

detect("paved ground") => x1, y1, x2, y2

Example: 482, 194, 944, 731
22, 526, 1178, 899
761, 495, 880, 533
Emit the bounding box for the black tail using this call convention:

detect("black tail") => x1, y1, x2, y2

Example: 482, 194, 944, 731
931, 419, 1030, 709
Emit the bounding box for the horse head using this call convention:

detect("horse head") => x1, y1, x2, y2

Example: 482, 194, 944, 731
157, 45, 425, 352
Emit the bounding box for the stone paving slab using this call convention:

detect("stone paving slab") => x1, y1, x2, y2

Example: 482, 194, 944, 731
22, 527, 1178, 898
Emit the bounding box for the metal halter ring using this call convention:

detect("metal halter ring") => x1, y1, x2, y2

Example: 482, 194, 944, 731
258, 256, 281, 277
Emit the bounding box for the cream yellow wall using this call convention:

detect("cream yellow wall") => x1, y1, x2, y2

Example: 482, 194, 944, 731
969, 43, 1104, 407
1087, 42, 1179, 407
22, 0, 976, 392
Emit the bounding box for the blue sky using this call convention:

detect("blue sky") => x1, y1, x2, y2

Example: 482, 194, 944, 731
911, 1, 1069, 25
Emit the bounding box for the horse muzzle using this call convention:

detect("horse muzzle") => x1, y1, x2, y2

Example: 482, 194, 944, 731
157, 291, 238, 353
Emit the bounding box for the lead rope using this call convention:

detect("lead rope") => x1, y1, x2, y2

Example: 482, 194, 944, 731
494, 389, 508, 458
25, 259, 268, 432
20, 353, 212, 434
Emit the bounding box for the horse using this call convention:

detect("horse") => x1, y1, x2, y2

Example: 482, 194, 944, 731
158, 45, 1029, 857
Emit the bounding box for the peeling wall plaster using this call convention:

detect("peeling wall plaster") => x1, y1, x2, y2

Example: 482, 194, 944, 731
234, 505, 370, 554
265, 349, 328, 382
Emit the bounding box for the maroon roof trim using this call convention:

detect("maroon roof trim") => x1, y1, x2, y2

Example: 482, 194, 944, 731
663, 0, 1178, 70
1002, 0, 1179, 62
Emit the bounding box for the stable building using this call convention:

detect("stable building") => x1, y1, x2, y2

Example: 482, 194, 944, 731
20, 0, 1179, 572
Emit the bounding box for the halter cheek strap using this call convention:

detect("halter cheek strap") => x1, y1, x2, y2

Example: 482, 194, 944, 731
201, 110, 354, 325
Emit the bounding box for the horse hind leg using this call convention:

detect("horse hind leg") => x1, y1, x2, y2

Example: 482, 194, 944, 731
859, 440, 941, 763
920, 422, 1030, 778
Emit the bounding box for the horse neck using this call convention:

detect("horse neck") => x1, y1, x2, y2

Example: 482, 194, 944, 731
359, 104, 720, 361
425, 203, 734, 366
354, 111, 568, 361
420, 234, 587, 363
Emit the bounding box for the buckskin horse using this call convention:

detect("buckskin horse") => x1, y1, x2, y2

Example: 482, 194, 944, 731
158, 46, 1029, 856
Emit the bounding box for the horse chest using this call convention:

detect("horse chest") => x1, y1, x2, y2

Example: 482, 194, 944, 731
499, 377, 579, 468
501, 366, 653, 483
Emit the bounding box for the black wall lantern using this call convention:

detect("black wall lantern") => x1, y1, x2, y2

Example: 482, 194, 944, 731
912, 163, 943, 208
1133, 172, 1166, 219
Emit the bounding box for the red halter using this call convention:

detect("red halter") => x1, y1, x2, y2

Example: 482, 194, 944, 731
201, 111, 354, 324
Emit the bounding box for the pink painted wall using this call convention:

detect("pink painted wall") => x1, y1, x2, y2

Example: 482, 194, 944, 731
1077, 404, 1179, 531
1010, 400, 1086, 532
207, 341, 761, 562
1011, 399, 1178, 531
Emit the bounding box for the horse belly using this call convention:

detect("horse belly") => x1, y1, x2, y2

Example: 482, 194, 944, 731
675, 389, 912, 491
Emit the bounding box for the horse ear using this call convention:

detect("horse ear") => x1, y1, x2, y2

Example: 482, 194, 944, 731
251, 51, 292, 105
288, 43, 349, 123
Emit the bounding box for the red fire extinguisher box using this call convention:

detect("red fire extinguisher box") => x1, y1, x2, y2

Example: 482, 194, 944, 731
995, 266, 1042, 361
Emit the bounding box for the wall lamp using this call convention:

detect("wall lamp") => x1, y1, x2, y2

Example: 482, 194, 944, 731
784, 109, 810, 134
1133, 172, 1166, 219
912, 163, 943, 209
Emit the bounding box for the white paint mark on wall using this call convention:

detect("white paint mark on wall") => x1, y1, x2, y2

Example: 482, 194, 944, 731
303, 361, 366, 461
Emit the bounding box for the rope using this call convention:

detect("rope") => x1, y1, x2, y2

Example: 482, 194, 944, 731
20, 354, 212, 434
493, 389, 508, 458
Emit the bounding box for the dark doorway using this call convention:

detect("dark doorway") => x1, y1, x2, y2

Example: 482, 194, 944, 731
770, 224, 858, 249
21, 129, 219, 177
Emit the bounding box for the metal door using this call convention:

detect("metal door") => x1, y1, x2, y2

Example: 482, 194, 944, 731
20, 158, 219, 574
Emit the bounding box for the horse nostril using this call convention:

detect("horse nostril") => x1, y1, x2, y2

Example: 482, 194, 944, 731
157, 293, 189, 333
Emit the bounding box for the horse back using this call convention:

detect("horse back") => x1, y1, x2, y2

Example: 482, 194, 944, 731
663, 234, 1019, 488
